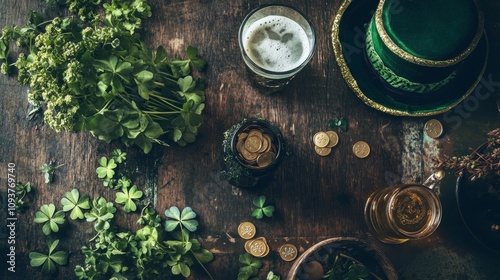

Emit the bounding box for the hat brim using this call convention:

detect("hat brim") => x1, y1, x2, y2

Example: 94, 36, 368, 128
332, 0, 489, 117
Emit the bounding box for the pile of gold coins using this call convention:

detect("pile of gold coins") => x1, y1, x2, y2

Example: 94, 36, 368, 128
238, 221, 298, 261
235, 125, 277, 168
312, 131, 339, 156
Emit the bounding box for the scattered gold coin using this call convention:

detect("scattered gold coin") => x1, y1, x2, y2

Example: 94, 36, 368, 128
313, 131, 330, 148
314, 146, 331, 157
238, 222, 256, 240
424, 119, 444, 139
279, 243, 298, 261
245, 237, 270, 258
325, 131, 339, 147
353, 141, 370, 158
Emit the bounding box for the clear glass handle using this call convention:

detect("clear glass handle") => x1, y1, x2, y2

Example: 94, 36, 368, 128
422, 170, 445, 191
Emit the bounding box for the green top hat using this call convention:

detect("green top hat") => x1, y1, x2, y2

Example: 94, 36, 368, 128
332, 0, 489, 116
366, 0, 484, 95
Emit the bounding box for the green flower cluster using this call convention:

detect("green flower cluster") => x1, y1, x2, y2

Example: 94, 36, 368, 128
0, 0, 206, 153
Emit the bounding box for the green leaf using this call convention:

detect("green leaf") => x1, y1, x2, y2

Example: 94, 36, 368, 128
178, 76, 194, 93
186, 46, 206, 71
112, 149, 127, 163
61, 189, 91, 220
253, 196, 266, 208
29, 252, 48, 267
251, 196, 274, 219
262, 206, 275, 218
34, 204, 66, 235
115, 185, 143, 213
164, 206, 199, 232
96, 157, 117, 179
29, 239, 68, 275
134, 70, 153, 83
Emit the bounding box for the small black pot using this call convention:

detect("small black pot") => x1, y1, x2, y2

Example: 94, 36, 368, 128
222, 118, 286, 188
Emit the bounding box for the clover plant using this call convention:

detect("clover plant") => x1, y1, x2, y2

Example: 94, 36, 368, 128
34, 204, 66, 235
29, 239, 68, 275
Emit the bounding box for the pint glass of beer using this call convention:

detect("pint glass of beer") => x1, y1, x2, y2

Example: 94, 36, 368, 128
238, 5, 316, 94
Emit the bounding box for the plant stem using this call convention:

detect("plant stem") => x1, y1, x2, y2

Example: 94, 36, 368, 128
190, 250, 214, 280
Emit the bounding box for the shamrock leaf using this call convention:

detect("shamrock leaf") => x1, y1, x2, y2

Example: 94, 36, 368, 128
164, 206, 198, 232
115, 185, 143, 213
61, 189, 90, 220
251, 196, 275, 219
112, 149, 127, 163
238, 253, 262, 280
34, 204, 66, 235
328, 117, 348, 131
186, 46, 206, 71
29, 239, 68, 274
96, 157, 117, 179
85, 197, 116, 232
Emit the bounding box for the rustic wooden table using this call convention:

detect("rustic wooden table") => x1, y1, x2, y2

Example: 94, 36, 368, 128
1, 0, 499, 279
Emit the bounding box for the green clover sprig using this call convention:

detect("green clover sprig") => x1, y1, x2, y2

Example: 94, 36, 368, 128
34, 204, 66, 235
29, 239, 68, 275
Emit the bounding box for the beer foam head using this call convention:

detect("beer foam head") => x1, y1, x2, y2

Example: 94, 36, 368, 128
243, 15, 311, 72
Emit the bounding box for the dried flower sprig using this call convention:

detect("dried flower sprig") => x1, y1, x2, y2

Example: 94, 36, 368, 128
436, 128, 500, 182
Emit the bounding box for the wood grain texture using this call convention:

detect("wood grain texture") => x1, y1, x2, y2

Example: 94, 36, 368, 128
0, 0, 499, 279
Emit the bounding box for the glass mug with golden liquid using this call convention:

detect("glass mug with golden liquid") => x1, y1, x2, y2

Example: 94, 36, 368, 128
364, 171, 445, 244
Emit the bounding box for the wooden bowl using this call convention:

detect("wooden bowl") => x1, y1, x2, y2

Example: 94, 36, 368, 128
287, 237, 398, 280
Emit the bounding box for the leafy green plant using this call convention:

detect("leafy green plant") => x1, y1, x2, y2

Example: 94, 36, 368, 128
85, 197, 117, 232
267, 271, 281, 280
328, 117, 348, 132
15, 182, 33, 212
112, 149, 127, 163
34, 204, 66, 235
251, 196, 275, 219
41, 163, 64, 183
1, 0, 206, 153
29, 239, 68, 275
323, 253, 375, 280
75, 204, 213, 280
96, 157, 117, 180
237, 253, 262, 280
164, 206, 199, 232
115, 185, 143, 212
61, 189, 91, 220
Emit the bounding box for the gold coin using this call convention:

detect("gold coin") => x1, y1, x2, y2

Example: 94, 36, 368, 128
258, 136, 269, 153
279, 244, 298, 261
260, 242, 270, 257
248, 129, 263, 139
238, 132, 248, 142
353, 141, 370, 158
256, 152, 275, 168
314, 146, 331, 157
325, 131, 339, 148
263, 135, 273, 152
238, 222, 256, 240
244, 135, 262, 153
313, 132, 330, 148
248, 238, 268, 257
244, 239, 253, 254
424, 119, 443, 139
240, 147, 258, 162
